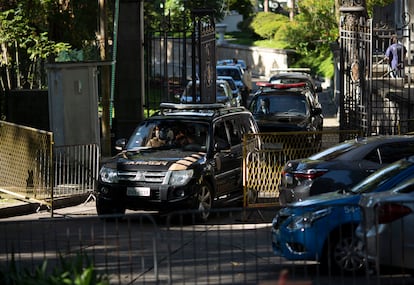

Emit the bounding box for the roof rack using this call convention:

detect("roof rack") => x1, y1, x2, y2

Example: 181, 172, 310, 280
160, 103, 225, 110
159, 103, 247, 116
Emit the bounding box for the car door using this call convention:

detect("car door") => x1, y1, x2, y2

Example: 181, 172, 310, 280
213, 118, 237, 195
213, 114, 258, 196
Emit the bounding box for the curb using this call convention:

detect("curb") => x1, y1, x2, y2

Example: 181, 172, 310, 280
0, 194, 90, 219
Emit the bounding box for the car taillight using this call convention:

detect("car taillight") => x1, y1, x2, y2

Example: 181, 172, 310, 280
292, 169, 328, 180
377, 203, 412, 224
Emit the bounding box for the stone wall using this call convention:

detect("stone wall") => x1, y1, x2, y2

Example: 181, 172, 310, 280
217, 43, 293, 77
149, 38, 293, 79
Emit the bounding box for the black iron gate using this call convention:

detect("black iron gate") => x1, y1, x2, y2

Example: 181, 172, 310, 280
144, 11, 189, 111
339, 3, 413, 135
144, 8, 216, 111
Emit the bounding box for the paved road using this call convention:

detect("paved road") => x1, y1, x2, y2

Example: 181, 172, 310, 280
0, 203, 281, 284
1, 202, 413, 285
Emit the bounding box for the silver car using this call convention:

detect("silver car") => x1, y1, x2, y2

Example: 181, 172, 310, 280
217, 75, 242, 103
180, 79, 239, 107
357, 177, 414, 272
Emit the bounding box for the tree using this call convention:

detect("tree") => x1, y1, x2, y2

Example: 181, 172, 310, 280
226, 0, 254, 20
250, 12, 289, 41
249, 0, 394, 78
282, 0, 338, 77
163, 0, 225, 29
0, 6, 71, 90
42, 0, 98, 50
366, 0, 395, 17
0, 0, 100, 91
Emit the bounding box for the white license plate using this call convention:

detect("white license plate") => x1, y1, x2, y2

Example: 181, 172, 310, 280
127, 187, 150, 197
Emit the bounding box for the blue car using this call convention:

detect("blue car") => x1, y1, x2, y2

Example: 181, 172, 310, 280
271, 156, 414, 274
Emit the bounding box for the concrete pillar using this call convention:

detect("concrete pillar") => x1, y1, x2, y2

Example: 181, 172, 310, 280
114, 0, 145, 141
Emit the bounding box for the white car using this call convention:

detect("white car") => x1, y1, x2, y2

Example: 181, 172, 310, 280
217, 75, 242, 105
216, 65, 245, 91
357, 177, 414, 272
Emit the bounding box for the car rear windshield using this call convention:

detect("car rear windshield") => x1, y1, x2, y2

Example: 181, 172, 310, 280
251, 94, 308, 115
181, 82, 228, 101
308, 141, 359, 160
216, 68, 242, 80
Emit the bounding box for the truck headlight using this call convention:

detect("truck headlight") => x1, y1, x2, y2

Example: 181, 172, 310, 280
99, 166, 119, 183
167, 169, 194, 186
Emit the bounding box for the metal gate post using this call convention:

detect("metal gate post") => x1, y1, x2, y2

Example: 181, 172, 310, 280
339, 0, 372, 135
191, 9, 216, 103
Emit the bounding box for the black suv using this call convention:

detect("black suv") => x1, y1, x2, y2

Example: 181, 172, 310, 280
95, 103, 259, 221
248, 82, 323, 133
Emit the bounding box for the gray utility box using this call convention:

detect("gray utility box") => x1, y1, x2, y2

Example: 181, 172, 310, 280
47, 62, 101, 147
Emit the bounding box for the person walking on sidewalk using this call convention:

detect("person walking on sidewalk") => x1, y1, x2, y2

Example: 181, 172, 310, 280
384, 34, 407, 78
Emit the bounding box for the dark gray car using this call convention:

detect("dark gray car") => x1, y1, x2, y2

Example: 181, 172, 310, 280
278, 135, 414, 205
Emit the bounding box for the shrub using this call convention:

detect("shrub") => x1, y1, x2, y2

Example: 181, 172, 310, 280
250, 12, 289, 40
0, 253, 110, 285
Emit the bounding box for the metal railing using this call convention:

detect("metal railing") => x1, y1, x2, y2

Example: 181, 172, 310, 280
0, 120, 99, 210
53, 144, 100, 197
0, 120, 53, 206
1, 207, 413, 284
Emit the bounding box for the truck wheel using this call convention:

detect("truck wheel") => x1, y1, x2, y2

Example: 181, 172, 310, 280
195, 181, 213, 222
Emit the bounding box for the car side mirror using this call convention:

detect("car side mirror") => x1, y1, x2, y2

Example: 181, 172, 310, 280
214, 141, 230, 152
115, 138, 127, 151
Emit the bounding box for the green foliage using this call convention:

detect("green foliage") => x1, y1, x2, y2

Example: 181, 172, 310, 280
227, 0, 254, 19
0, 253, 110, 285
291, 45, 335, 78
144, 0, 164, 32
250, 12, 289, 40
284, 0, 338, 77
0, 8, 70, 62
248, 0, 338, 78
0, 0, 101, 90
366, 0, 394, 17
162, 0, 225, 30
0, 6, 72, 89
39, 0, 98, 49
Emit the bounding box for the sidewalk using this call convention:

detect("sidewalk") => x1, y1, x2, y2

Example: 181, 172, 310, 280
0, 194, 90, 219
324, 116, 339, 128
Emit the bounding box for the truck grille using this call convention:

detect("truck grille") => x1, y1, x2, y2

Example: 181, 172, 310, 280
118, 171, 167, 184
